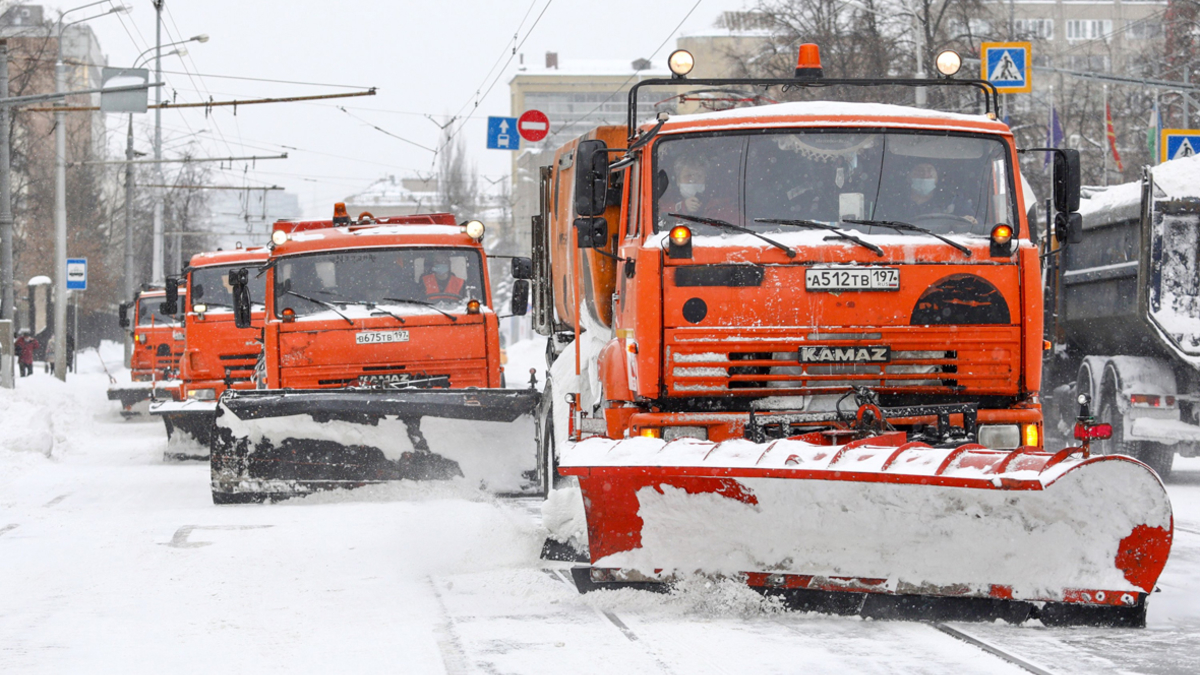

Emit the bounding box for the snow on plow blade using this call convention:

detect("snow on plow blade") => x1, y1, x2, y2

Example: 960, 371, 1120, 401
560, 432, 1174, 627
107, 380, 180, 416
211, 388, 540, 502
150, 399, 217, 460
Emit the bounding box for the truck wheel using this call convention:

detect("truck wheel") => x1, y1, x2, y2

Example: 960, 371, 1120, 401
1136, 445, 1175, 482
1097, 391, 1141, 459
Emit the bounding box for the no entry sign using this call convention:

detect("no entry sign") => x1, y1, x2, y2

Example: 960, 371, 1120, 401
518, 109, 549, 143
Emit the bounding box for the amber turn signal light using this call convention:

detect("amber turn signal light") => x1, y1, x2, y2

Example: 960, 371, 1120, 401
466, 299, 481, 315
281, 307, 296, 323
991, 224, 1013, 246
669, 225, 691, 246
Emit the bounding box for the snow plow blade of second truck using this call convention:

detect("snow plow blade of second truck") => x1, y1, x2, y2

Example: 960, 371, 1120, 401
210, 387, 540, 502
560, 433, 1174, 627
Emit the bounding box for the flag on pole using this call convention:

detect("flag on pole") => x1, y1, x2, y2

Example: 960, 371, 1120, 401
1106, 103, 1124, 172
1045, 107, 1064, 167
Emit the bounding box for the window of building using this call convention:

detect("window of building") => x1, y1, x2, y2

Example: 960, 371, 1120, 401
1014, 18, 1054, 40
1126, 20, 1162, 40
1066, 20, 1112, 41
1064, 54, 1112, 73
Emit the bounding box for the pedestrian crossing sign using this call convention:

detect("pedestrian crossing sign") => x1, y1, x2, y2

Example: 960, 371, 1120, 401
980, 42, 1032, 94
1160, 128, 1200, 163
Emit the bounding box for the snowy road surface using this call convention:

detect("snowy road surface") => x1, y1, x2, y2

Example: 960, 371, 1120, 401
3, 347, 1200, 673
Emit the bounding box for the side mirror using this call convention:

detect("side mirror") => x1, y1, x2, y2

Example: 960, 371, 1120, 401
574, 217, 608, 249
118, 302, 130, 329
161, 277, 179, 316
511, 256, 533, 280
229, 268, 252, 329
1055, 211, 1084, 245
510, 279, 530, 316
1053, 148, 1081, 213
574, 139, 609, 217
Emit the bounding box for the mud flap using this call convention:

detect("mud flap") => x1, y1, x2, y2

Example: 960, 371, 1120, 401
211, 388, 540, 501
559, 435, 1174, 627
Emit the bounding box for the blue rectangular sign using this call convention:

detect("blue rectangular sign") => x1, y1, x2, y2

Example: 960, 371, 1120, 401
487, 116, 520, 150
66, 258, 87, 291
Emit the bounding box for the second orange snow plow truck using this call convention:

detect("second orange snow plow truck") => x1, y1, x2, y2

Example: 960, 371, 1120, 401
150, 246, 269, 458
533, 46, 1173, 626
209, 207, 539, 503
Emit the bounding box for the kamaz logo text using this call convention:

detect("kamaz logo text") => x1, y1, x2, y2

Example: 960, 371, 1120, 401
799, 346, 891, 363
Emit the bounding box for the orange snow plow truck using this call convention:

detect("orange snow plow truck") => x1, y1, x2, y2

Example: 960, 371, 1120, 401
209, 207, 540, 503
533, 45, 1173, 626
150, 246, 270, 459
108, 287, 186, 415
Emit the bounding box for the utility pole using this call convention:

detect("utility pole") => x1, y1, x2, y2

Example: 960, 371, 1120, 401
151, 0, 165, 284
54, 21, 68, 381
0, 40, 12, 328
1, 40, 14, 389
123, 114, 135, 363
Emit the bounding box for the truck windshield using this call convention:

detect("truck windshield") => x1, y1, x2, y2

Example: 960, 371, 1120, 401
190, 264, 265, 311
273, 247, 485, 319
137, 296, 184, 327
654, 131, 1016, 239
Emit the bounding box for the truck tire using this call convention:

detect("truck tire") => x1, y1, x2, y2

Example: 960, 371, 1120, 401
1137, 444, 1175, 482
1097, 391, 1142, 460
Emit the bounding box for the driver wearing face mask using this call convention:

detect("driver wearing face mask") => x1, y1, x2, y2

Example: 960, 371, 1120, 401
661, 157, 736, 222
421, 253, 465, 302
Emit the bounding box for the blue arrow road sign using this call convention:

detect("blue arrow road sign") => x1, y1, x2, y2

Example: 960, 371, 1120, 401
66, 258, 87, 291
487, 116, 520, 150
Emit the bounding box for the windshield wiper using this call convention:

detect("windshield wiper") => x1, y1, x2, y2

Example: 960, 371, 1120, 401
754, 218, 884, 257
842, 219, 972, 257
314, 290, 406, 323
382, 297, 458, 322
668, 213, 796, 258
283, 289, 354, 325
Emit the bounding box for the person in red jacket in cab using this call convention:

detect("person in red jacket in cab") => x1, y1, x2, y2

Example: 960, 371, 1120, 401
422, 253, 465, 303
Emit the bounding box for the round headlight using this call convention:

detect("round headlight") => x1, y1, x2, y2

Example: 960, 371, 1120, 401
271, 229, 288, 246
935, 49, 962, 77
668, 49, 695, 77
463, 220, 485, 240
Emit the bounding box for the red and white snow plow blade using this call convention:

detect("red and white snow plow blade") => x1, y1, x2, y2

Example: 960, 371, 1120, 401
559, 432, 1174, 627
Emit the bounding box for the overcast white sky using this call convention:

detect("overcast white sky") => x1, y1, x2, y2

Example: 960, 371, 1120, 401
62, 0, 750, 219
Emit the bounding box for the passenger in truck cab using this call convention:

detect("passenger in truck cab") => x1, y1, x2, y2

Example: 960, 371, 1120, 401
422, 253, 465, 303
884, 161, 977, 226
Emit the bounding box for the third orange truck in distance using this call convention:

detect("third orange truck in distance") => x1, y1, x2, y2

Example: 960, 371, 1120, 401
108, 287, 186, 416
